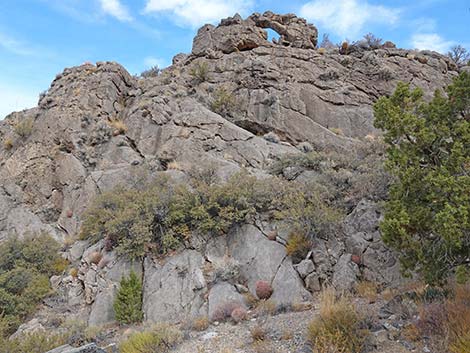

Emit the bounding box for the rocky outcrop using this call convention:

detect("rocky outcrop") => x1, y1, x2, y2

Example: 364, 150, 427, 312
0, 11, 460, 333
192, 11, 318, 56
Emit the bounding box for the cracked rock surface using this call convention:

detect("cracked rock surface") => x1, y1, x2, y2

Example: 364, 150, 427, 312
0, 11, 460, 331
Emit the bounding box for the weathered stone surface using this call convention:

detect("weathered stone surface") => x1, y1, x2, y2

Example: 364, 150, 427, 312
228, 225, 311, 304
294, 259, 315, 279
46, 343, 106, 353
143, 250, 207, 323
0, 10, 458, 330
208, 282, 247, 320
343, 200, 402, 285
332, 254, 359, 291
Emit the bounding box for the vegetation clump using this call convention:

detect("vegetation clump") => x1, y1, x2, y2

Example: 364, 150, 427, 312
13, 118, 33, 139
210, 87, 236, 116
81, 171, 339, 260
307, 288, 369, 353
119, 324, 182, 353
0, 233, 66, 336
374, 72, 470, 284
189, 61, 209, 82
114, 271, 143, 325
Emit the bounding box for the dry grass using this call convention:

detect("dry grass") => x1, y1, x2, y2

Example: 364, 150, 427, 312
14, 118, 33, 138
307, 287, 369, 353
3, 138, 13, 150
252, 340, 275, 353
414, 283, 470, 353
329, 127, 344, 136
256, 299, 277, 316
167, 160, 183, 171
251, 325, 267, 341
191, 316, 209, 331
69, 268, 79, 278
356, 281, 379, 302
244, 292, 259, 309
108, 119, 127, 135
285, 232, 312, 262
88, 251, 103, 265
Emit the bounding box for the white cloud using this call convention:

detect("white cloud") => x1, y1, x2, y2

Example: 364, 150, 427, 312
411, 33, 454, 53
98, 0, 133, 22
0, 84, 38, 120
143, 0, 253, 28
144, 56, 169, 68
300, 0, 400, 38
0, 32, 35, 56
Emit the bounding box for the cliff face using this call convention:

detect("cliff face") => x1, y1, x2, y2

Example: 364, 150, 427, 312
0, 12, 459, 331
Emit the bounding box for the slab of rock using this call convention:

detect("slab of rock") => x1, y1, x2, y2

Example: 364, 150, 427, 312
332, 254, 359, 291
143, 250, 207, 323
208, 282, 247, 320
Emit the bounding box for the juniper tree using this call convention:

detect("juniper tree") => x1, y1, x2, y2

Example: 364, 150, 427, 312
114, 271, 143, 324
374, 72, 470, 284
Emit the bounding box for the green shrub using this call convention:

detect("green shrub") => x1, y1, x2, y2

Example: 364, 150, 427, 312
81, 172, 341, 260
119, 324, 182, 353
114, 271, 143, 325
210, 87, 236, 116
13, 118, 33, 139
189, 61, 209, 83
0, 331, 66, 353
374, 72, 470, 284
307, 288, 369, 353
285, 232, 312, 263
0, 233, 64, 336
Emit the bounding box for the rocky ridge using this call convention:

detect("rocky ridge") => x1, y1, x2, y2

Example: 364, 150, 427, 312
0, 11, 460, 337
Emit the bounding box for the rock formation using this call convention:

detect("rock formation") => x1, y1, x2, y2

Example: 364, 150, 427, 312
0, 11, 460, 332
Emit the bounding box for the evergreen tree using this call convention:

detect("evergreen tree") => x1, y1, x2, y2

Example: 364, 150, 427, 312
374, 72, 470, 284
113, 271, 143, 324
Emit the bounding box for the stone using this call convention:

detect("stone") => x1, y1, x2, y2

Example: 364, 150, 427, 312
332, 254, 359, 291
294, 259, 315, 279
305, 273, 321, 292
208, 282, 247, 320
143, 250, 207, 323
228, 225, 311, 304
45, 344, 107, 353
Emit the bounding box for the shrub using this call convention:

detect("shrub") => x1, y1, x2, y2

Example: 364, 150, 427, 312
211, 301, 242, 322
141, 65, 160, 78
363, 32, 383, 48
210, 87, 236, 116
190, 61, 209, 82
374, 72, 470, 284
69, 267, 79, 278
0, 331, 66, 353
231, 307, 247, 323
256, 299, 277, 316
13, 118, 33, 138
2, 138, 13, 150
0, 233, 63, 336
114, 271, 143, 325
285, 232, 312, 263
108, 119, 127, 135
307, 288, 369, 353
251, 325, 267, 341
255, 281, 273, 300
81, 172, 279, 258
119, 324, 182, 353
190, 316, 209, 331
88, 251, 102, 265
414, 284, 470, 352
355, 281, 379, 302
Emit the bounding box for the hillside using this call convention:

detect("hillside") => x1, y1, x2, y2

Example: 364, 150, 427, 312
0, 11, 464, 353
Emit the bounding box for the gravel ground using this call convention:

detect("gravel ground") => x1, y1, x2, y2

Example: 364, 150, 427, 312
174, 308, 318, 353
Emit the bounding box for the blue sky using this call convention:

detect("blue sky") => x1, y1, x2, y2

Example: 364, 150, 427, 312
0, 0, 469, 119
